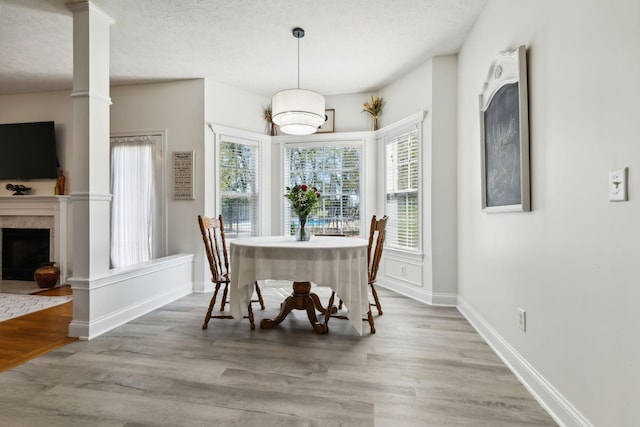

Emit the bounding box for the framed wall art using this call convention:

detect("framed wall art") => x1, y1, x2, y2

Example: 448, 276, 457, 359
479, 45, 530, 212
316, 109, 335, 133
172, 151, 195, 200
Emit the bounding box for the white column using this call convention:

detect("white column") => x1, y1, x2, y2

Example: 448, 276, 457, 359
66, 1, 114, 338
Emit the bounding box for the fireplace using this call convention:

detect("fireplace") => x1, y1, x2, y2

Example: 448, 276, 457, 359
2, 228, 51, 281
0, 196, 70, 284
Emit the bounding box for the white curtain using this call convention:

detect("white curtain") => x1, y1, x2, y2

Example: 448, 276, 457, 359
110, 136, 155, 268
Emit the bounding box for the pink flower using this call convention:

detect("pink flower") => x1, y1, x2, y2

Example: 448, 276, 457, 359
300, 184, 308, 191
316, 192, 321, 198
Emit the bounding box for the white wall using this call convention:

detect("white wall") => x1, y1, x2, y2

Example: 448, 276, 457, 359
324, 92, 377, 133
0, 90, 73, 195
376, 57, 458, 305
204, 80, 268, 134
431, 57, 459, 300
379, 60, 433, 128
457, 1, 640, 426
112, 78, 269, 293
111, 80, 207, 291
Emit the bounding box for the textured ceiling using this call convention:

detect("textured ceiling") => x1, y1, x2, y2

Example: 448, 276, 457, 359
0, 0, 486, 97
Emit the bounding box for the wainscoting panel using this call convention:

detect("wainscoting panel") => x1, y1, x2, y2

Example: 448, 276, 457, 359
68, 254, 194, 340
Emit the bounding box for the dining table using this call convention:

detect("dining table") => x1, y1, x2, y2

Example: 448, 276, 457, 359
229, 235, 369, 335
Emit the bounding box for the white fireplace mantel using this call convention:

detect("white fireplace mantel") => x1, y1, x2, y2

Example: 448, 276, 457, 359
0, 195, 71, 284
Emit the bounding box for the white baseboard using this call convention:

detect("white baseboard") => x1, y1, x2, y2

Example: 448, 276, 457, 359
457, 296, 593, 427
192, 279, 214, 293
377, 279, 457, 306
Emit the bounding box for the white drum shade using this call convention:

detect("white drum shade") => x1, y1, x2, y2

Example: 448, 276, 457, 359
271, 89, 326, 135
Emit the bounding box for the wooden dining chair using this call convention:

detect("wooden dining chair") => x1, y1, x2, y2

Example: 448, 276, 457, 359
326, 214, 389, 333
197, 214, 264, 330
336, 214, 388, 315
367, 214, 388, 316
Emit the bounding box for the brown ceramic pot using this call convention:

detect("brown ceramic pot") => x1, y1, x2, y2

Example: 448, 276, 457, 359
34, 262, 60, 288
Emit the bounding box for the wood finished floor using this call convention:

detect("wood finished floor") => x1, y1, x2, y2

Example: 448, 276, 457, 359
0, 285, 76, 372
0, 286, 557, 426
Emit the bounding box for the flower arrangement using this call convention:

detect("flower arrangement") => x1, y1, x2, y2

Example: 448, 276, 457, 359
362, 96, 384, 130
284, 184, 321, 216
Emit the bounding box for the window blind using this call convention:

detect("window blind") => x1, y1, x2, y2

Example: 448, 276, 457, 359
219, 140, 258, 238
284, 144, 362, 236
385, 129, 419, 250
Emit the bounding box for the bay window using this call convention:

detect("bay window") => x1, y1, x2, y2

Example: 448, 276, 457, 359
284, 143, 362, 236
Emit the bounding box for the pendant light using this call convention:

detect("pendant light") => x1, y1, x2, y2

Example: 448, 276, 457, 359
271, 27, 326, 136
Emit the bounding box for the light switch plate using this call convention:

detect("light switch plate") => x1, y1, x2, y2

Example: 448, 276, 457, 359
518, 307, 526, 331
609, 168, 628, 202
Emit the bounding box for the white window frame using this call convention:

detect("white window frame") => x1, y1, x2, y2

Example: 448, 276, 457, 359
376, 112, 425, 257
209, 125, 269, 239
279, 133, 368, 237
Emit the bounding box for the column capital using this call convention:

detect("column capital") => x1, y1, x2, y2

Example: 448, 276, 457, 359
66, 1, 115, 24
70, 89, 112, 105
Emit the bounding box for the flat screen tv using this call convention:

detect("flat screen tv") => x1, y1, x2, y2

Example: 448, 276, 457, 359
0, 121, 58, 180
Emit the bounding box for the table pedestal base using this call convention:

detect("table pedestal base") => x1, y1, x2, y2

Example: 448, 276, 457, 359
260, 281, 329, 334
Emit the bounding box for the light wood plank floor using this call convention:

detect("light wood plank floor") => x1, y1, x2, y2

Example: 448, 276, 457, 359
0, 286, 557, 426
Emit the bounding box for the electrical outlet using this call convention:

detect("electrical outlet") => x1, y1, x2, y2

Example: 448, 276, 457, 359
518, 308, 526, 331
609, 168, 628, 202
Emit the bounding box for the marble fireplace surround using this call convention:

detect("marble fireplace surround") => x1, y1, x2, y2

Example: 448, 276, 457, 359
0, 196, 70, 284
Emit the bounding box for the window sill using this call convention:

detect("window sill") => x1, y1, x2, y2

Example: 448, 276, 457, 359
384, 247, 423, 263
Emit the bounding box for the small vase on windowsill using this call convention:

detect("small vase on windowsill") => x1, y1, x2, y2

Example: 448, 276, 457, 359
295, 215, 311, 241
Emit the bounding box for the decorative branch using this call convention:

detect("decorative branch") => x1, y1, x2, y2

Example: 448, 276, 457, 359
263, 104, 276, 136
362, 96, 384, 130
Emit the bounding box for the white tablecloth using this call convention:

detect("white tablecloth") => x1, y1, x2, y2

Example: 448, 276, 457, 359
230, 235, 369, 335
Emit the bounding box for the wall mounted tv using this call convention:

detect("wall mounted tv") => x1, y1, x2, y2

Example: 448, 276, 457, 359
0, 121, 58, 180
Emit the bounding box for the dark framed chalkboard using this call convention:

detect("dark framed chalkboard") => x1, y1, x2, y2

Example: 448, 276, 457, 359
479, 45, 530, 212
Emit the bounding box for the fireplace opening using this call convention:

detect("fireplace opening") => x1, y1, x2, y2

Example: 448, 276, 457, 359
2, 228, 50, 281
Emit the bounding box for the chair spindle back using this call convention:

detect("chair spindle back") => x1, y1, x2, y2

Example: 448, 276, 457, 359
367, 215, 388, 283
198, 214, 230, 283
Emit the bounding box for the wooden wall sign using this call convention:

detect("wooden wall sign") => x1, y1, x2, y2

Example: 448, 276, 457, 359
172, 151, 195, 200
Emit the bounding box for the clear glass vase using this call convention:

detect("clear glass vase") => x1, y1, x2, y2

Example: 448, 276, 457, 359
295, 215, 311, 241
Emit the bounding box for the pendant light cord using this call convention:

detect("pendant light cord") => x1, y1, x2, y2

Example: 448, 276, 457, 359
297, 35, 300, 89
292, 27, 304, 89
